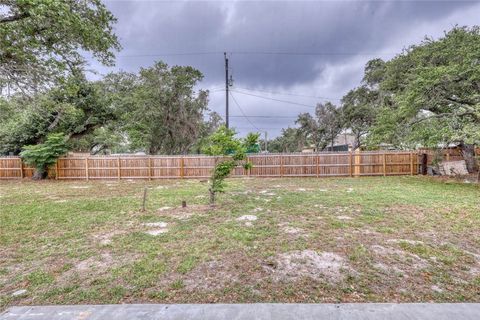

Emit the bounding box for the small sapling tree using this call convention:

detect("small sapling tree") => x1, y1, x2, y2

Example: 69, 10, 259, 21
20, 133, 69, 179
203, 126, 259, 205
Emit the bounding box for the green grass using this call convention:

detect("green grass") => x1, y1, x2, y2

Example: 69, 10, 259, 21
0, 176, 479, 309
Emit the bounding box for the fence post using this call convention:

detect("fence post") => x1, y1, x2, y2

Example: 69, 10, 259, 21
349, 152, 353, 177
316, 154, 320, 177
55, 160, 59, 180
410, 151, 414, 175
354, 149, 361, 177
117, 157, 121, 180
85, 158, 89, 181
20, 158, 24, 179
148, 157, 152, 180
383, 152, 387, 177
280, 155, 284, 177
180, 157, 184, 178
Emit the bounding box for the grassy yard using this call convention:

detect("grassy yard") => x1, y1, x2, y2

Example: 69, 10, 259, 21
0, 176, 479, 309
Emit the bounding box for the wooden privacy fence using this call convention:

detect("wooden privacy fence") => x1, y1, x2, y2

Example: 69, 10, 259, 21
0, 151, 418, 180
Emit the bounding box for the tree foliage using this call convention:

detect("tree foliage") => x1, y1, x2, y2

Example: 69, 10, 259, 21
0, 62, 220, 156
202, 127, 259, 205
20, 132, 69, 179
341, 86, 379, 149
0, 75, 118, 155
366, 26, 480, 171
296, 102, 343, 151
0, 0, 120, 92
124, 62, 210, 154
267, 127, 304, 153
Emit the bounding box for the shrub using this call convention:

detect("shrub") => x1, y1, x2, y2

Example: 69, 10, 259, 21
20, 133, 69, 179
202, 126, 259, 205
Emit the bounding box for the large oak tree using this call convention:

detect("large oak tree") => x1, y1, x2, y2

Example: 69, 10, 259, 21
367, 26, 480, 172
0, 0, 120, 92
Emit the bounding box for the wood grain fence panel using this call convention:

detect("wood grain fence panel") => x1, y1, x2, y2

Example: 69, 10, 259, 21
0, 157, 22, 179
87, 158, 118, 179
0, 151, 428, 180
57, 158, 88, 179
151, 157, 180, 178
319, 153, 349, 176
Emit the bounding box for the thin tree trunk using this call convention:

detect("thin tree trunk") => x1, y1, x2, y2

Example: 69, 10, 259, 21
32, 167, 47, 180
460, 143, 476, 173
209, 188, 215, 206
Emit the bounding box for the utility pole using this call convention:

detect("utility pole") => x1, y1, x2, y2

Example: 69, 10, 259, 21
224, 52, 229, 128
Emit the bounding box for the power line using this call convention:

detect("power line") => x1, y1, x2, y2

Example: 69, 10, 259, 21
229, 92, 261, 132
230, 115, 297, 119
233, 86, 341, 101
117, 51, 395, 58
231, 89, 317, 109
229, 51, 395, 56
118, 51, 223, 57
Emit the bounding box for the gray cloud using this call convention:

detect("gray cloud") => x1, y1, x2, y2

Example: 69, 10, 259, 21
94, 0, 480, 137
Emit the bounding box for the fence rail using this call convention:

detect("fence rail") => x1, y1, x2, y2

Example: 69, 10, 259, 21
0, 151, 421, 180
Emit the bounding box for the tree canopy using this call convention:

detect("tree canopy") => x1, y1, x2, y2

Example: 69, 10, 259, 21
267, 127, 304, 153
296, 102, 343, 151
124, 62, 211, 154
0, 62, 221, 156
0, 75, 117, 154
0, 0, 120, 92
366, 26, 480, 171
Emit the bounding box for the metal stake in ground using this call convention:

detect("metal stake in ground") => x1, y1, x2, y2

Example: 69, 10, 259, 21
141, 187, 147, 212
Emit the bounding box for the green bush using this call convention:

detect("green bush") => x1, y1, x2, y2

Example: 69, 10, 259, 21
20, 133, 69, 179
202, 127, 259, 204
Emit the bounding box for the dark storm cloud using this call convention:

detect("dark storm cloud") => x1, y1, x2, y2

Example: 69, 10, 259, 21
105, 1, 474, 85
96, 0, 480, 137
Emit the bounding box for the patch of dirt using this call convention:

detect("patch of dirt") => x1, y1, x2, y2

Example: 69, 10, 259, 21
370, 245, 429, 270
236, 215, 258, 221
58, 251, 140, 284
75, 253, 114, 272
145, 229, 168, 236
277, 223, 308, 238
336, 215, 353, 220
161, 253, 268, 292
266, 250, 350, 283
156, 205, 212, 220
386, 239, 424, 245
183, 260, 241, 291
144, 222, 168, 228
93, 230, 126, 245
282, 226, 304, 234
372, 262, 404, 275
384, 205, 427, 219
259, 190, 276, 196
144, 221, 169, 235
431, 285, 443, 293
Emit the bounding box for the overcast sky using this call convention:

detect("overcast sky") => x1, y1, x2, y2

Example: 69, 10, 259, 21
92, 0, 480, 137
